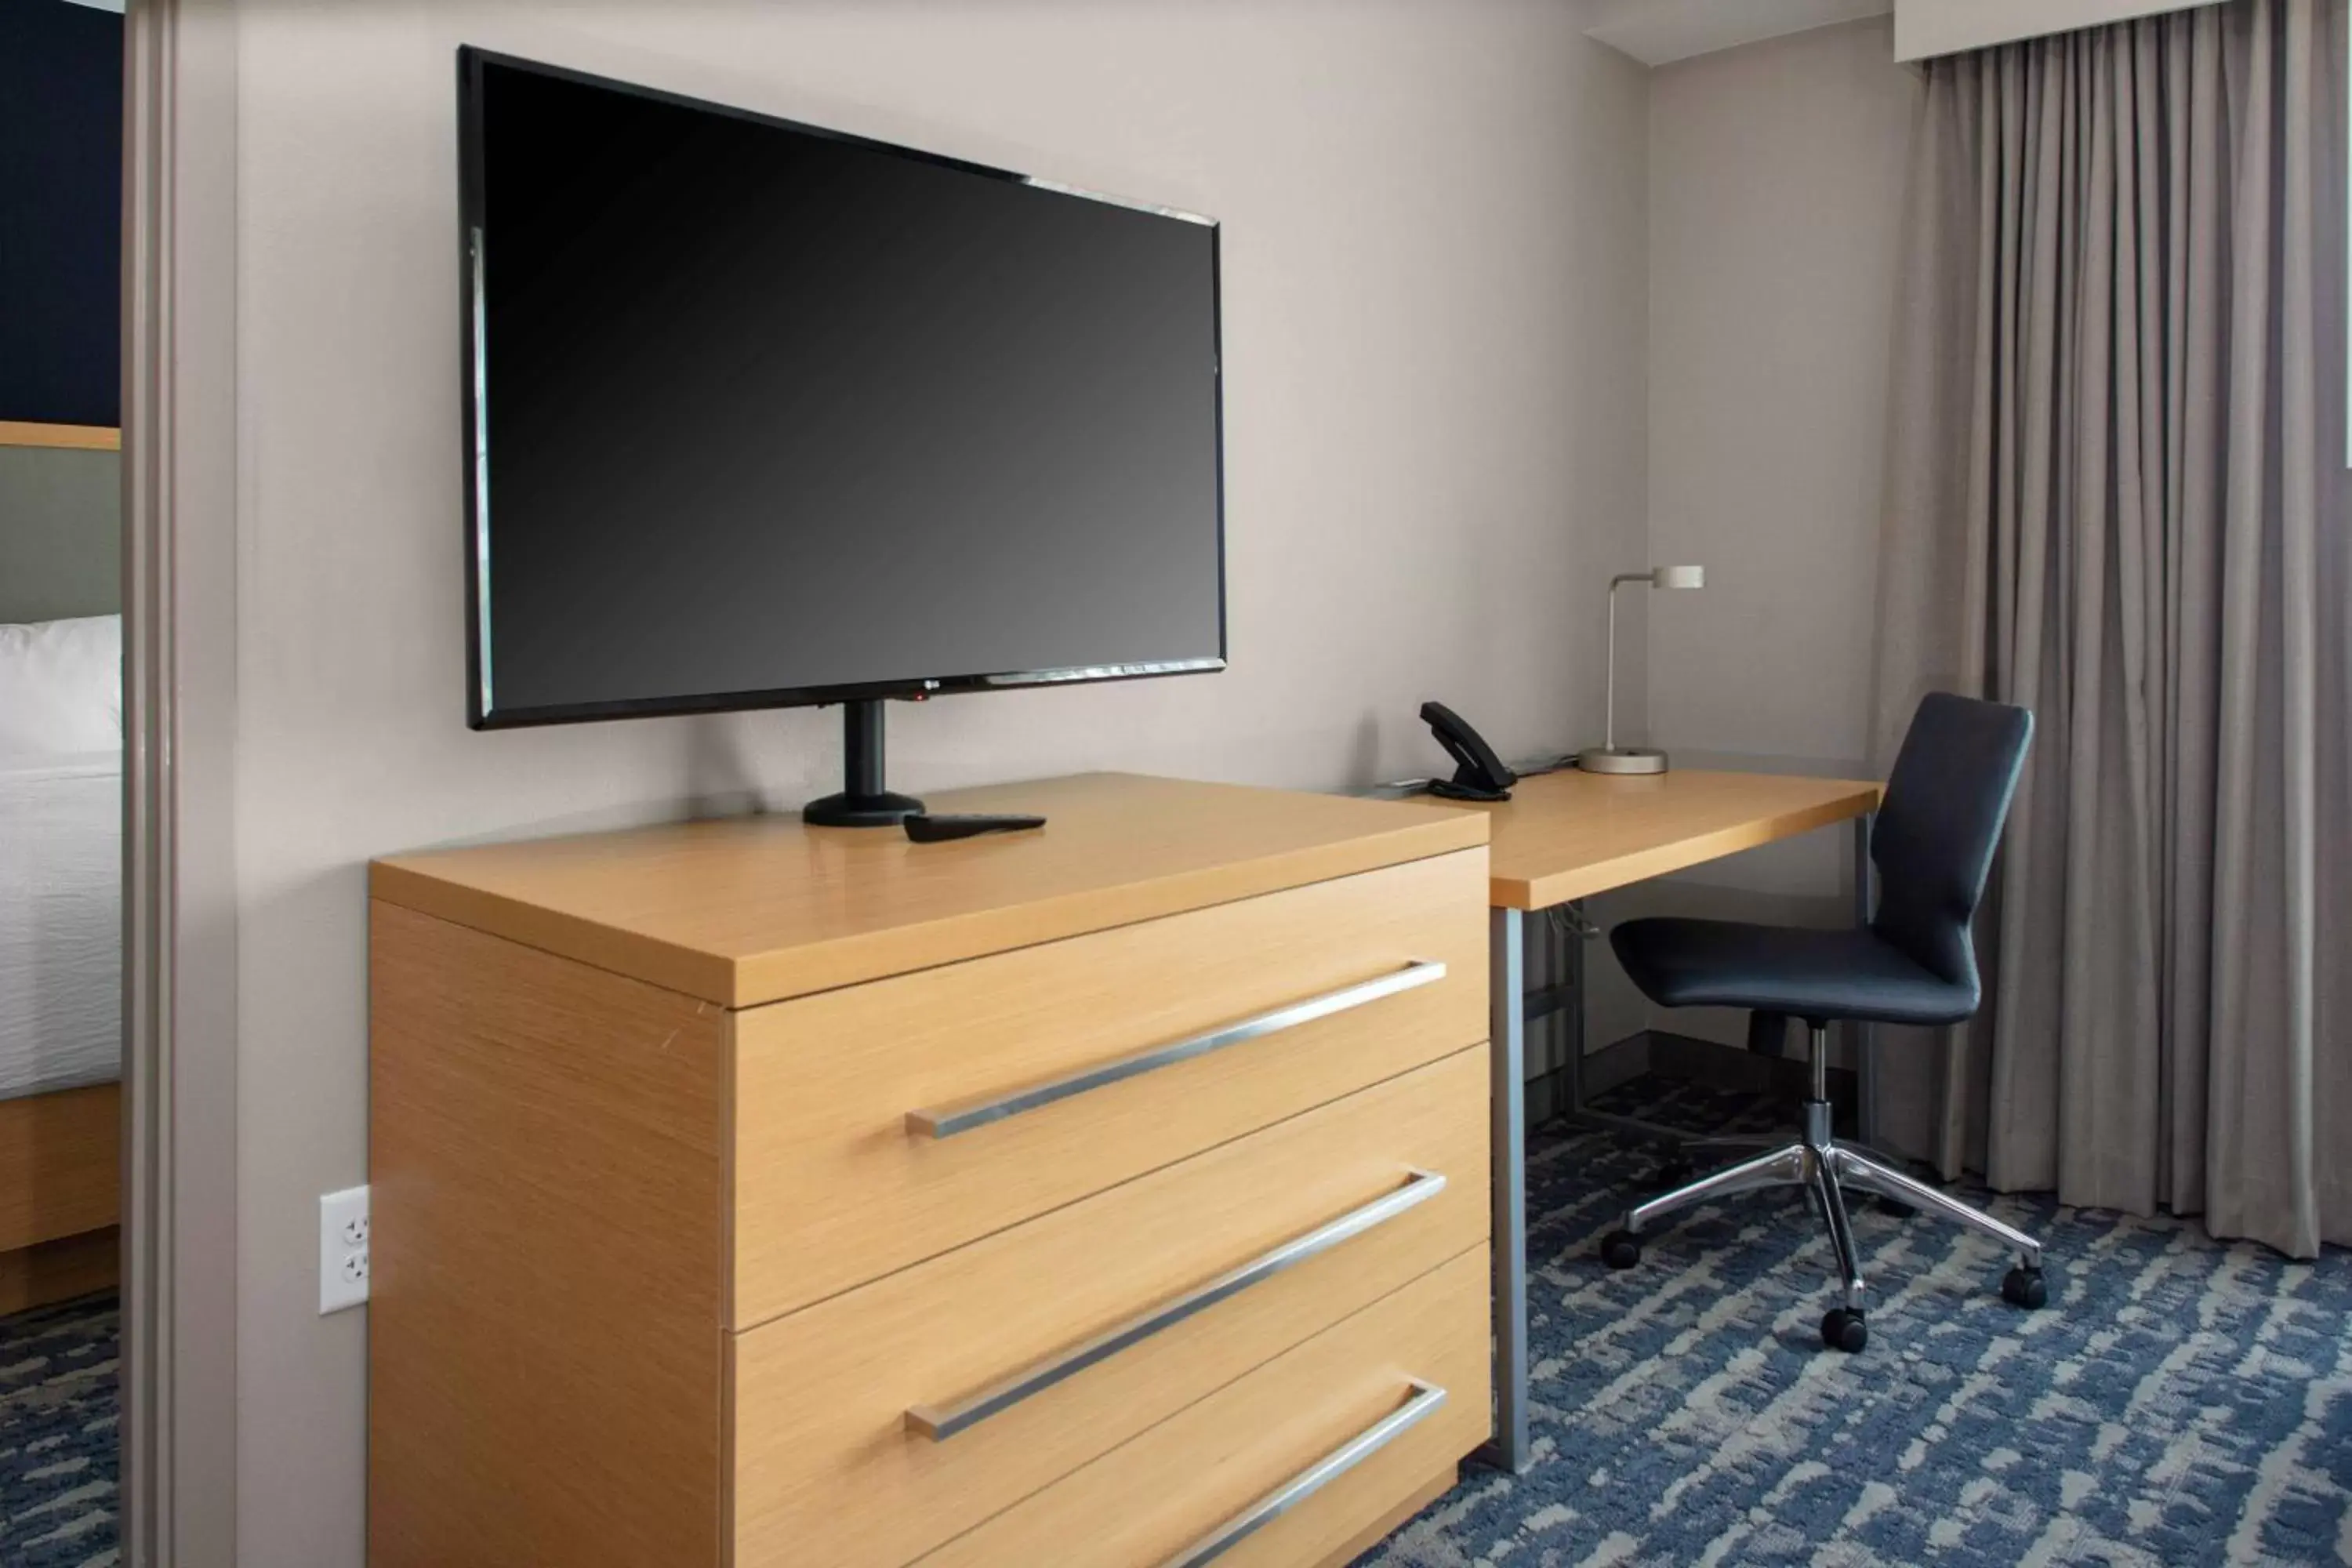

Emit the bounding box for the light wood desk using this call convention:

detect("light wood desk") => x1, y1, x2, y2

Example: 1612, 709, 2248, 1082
1422, 767, 1882, 1472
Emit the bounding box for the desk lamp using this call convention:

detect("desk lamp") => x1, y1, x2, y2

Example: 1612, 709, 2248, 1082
1578, 564, 1704, 775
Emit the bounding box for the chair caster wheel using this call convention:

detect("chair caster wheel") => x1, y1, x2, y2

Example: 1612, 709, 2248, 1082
1875, 1196, 1916, 1218
1820, 1307, 1867, 1352
1600, 1230, 1642, 1270
2002, 1265, 2047, 1309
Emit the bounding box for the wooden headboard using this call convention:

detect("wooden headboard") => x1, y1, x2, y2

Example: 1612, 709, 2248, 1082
0, 426, 120, 625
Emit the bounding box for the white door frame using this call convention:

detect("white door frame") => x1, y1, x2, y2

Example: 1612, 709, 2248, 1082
122, 0, 241, 1561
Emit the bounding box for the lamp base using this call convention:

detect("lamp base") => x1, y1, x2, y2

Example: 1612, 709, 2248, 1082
1577, 746, 1670, 775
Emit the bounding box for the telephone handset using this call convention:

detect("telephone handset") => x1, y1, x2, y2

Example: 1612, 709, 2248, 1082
1419, 702, 1516, 802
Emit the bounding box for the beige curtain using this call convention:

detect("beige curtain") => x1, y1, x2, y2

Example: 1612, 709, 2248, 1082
1874, 0, 2350, 1257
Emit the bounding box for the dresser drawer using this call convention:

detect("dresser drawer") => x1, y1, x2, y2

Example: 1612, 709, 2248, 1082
913, 1245, 1489, 1568
728, 848, 1486, 1327
728, 1046, 1486, 1568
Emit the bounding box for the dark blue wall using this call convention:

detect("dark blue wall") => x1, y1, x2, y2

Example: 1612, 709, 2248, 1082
0, 0, 125, 428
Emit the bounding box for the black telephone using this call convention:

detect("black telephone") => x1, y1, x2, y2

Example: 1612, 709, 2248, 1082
1419, 702, 1516, 802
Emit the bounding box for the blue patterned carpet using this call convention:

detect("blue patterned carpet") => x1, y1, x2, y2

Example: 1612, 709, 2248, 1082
1360, 1080, 2352, 1568
0, 1294, 117, 1567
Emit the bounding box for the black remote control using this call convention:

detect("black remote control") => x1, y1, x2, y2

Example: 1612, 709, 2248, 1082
902, 813, 1047, 843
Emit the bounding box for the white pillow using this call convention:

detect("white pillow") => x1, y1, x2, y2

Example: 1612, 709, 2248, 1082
0, 615, 122, 758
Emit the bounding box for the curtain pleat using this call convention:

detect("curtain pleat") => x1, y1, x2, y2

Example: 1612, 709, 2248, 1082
1874, 0, 2347, 1257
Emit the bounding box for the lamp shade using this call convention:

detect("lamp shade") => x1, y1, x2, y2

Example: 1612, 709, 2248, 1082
1651, 564, 1705, 590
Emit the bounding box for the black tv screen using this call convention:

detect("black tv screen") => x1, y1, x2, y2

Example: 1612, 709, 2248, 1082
459, 49, 1225, 728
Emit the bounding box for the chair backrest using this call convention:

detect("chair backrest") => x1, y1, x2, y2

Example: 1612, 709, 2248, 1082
1870, 691, 2033, 993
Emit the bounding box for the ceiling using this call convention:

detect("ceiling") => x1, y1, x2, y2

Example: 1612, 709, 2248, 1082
1577, 0, 1893, 67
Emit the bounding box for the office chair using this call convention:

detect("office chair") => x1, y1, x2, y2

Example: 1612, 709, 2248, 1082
1599, 692, 2043, 1353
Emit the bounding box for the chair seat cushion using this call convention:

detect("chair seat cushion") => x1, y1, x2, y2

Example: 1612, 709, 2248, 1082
1609, 917, 1978, 1027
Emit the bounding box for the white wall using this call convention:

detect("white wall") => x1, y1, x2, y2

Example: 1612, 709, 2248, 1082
1581, 17, 1918, 1061
227, 3, 1650, 1560
1894, 0, 2223, 59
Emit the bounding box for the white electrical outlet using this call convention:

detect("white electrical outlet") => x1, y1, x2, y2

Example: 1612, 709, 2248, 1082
320, 1185, 370, 1314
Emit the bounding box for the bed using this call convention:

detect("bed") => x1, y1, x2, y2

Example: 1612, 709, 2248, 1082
0, 610, 124, 1312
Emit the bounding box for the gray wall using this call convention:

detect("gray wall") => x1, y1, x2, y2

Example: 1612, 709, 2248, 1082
227, 3, 1650, 1560
1599, 17, 1920, 1093
0, 446, 119, 622
1646, 18, 1916, 789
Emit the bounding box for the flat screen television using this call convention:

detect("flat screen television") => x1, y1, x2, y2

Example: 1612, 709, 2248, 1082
457, 49, 1225, 822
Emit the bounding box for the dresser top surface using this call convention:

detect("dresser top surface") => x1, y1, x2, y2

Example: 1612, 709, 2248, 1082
369, 772, 1486, 1007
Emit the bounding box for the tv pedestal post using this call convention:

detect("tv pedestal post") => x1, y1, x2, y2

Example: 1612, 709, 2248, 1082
802, 699, 926, 828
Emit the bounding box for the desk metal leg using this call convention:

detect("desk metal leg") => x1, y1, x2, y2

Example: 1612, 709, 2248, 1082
1478, 906, 1530, 1474
1851, 811, 1878, 1149
1551, 899, 1690, 1146
1564, 902, 1588, 1117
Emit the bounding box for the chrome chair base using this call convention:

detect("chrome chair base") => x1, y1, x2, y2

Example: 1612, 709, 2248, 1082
1599, 1030, 2047, 1352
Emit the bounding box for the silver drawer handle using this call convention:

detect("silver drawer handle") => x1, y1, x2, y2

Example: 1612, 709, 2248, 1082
906, 960, 1447, 1139
905, 1170, 1446, 1442
1160, 1380, 1449, 1568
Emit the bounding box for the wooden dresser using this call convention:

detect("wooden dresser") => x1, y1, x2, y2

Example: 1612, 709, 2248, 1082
368, 771, 1493, 1568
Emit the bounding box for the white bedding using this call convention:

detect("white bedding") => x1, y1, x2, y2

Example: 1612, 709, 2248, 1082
0, 752, 122, 1099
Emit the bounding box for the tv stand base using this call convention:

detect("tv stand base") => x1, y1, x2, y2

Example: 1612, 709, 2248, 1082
801, 700, 924, 827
